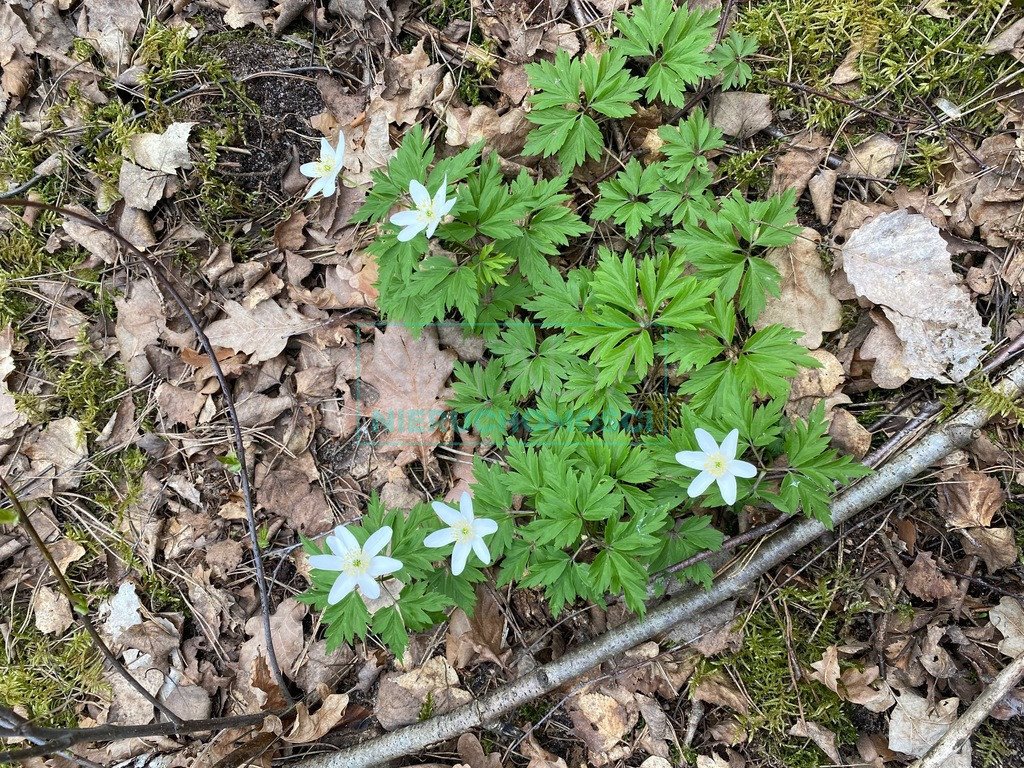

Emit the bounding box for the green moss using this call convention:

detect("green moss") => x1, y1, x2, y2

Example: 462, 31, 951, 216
976, 723, 1012, 767
0, 227, 84, 327
420, 0, 472, 29
0, 617, 106, 728
42, 338, 128, 436
717, 143, 776, 193
0, 114, 48, 188
736, 0, 1013, 183
693, 578, 859, 767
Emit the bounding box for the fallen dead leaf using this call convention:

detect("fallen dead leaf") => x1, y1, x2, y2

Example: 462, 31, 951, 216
769, 130, 830, 197
904, 551, 957, 602
991, 597, 1024, 658
888, 689, 967, 766
842, 210, 991, 383
808, 169, 837, 224
568, 685, 639, 766
936, 467, 1004, 529
33, 585, 73, 635
756, 228, 841, 349
960, 526, 1018, 572
283, 693, 350, 743
457, 733, 502, 768
115, 279, 167, 384
118, 161, 168, 211
205, 299, 317, 365
374, 657, 473, 730
128, 122, 195, 174
789, 719, 841, 763
841, 134, 900, 178
709, 91, 772, 139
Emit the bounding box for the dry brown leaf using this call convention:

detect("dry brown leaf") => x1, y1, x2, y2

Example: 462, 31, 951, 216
756, 228, 841, 349
808, 169, 837, 224
919, 625, 958, 679
831, 44, 862, 84
904, 551, 957, 602
693, 672, 750, 714
841, 134, 900, 178
991, 597, 1024, 658
522, 732, 568, 768
568, 686, 639, 766
24, 416, 87, 491
360, 324, 457, 461
374, 657, 473, 730
709, 91, 772, 139
115, 279, 167, 384
0, 5, 35, 65
843, 210, 991, 383
33, 585, 73, 635
859, 311, 912, 389
283, 693, 350, 743
960, 526, 1018, 572
839, 665, 895, 712
446, 585, 509, 669
457, 733, 502, 768
986, 18, 1024, 57
83, 0, 141, 67
936, 467, 1004, 529
205, 299, 316, 365
224, 0, 268, 28
769, 130, 830, 197
888, 690, 967, 766
118, 161, 167, 211
128, 122, 194, 174
789, 719, 841, 763
828, 409, 872, 458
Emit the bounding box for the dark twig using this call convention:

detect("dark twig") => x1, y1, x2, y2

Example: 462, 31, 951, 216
0, 476, 184, 725
0, 199, 293, 702
0, 708, 103, 768
0, 712, 273, 762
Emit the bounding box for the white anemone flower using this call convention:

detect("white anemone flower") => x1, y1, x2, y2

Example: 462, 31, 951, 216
424, 492, 498, 576
389, 176, 457, 241
309, 525, 402, 605
675, 428, 758, 505
300, 135, 345, 200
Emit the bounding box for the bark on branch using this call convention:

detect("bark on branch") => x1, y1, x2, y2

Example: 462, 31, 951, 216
293, 360, 1024, 768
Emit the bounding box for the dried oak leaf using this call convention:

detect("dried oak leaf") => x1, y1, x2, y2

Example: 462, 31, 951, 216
205, 299, 317, 365
568, 685, 639, 766
904, 551, 957, 602
374, 657, 472, 731
360, 324, 456, 461
756, 228, 841, 349
118, 161, 167, 211
82, 0, 142, 67
33, 585, 73, 635
991, 597, 1024, 658
283, 693, 350, 743
936, 466, 1004, 529
888, 690, 967, 766
960, 526, 1018, 572
843, 210, 991, 383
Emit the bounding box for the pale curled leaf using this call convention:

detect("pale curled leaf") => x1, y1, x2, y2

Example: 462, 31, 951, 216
128, 122, 195, 174
843, 211, 991, 383
991, 597, 1024, 658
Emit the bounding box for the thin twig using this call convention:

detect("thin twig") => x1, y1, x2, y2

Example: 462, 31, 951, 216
0, 475, 183, 725
290, 358, 1024, 768
0, 199, 293, 701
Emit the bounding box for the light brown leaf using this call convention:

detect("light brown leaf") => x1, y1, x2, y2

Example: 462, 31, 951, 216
283, 693, 350, 743
843, 210, 991, 383
374, 657, 472, 730
709, 91, 772, 139
205, 299, 316, 364
360, 324, 457, 460
808, 169, 837, 224
756, 228, 841, 349
960, 526, 1018, 572
568, 686, 639, 766
83, 0, 142, 66
33, 586, 73, 635
839, 665, 895, 712
115, 279, 167, 384
888, 690, 966, 765
991, 597, 1024, 658
128, 122, 195, 174
841, 133, 900, 178
904, 551, 957, 602
769, 130, 830, 197
828, 408, 872, 458
457, 733, 502, 768
118, 161, 167, 211
522, 732, 568, 768
937, 466, 1004, 529
789, 719, 841, 763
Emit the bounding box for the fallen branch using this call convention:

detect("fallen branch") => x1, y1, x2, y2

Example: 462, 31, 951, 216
912, 654, 1024, 768
294, 359, 1024, 768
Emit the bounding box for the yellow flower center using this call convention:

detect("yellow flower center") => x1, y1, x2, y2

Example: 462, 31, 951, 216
453, 523, 475, 544
317, 158, 335, 175
703, 452, 728, 478
342, 551, 369, 577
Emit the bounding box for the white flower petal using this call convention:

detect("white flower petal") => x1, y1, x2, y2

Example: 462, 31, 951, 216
299, 161, 320, 178
328, 573, 357, 604
368, 555, 403, 577
309, 554, 346, 572
471, 537, 491, 566
675, 450, 707, 470
451, 541, 471, 575
473, 517, 498, 537
333, 525, 360, 552
717, 473, 737, 505
425, 218, 440, 238
720, 429, 739, 460
304, 176, 327, 200
324, 534, 345, 557
319, 137, 333, 162
694, 428, 719, 455
363, 526, 393, 557
439, 195, 457, 217
424, 529, 457, 548
358, 575, 381, 600
320, 174, 338, 199
397, 222, 425, 242
334, 133, 346, 164
389, 210, 421, 227
409, 179, 431, 208
728, 459, 758, 478
432, 501, 464, 527
687, 470, 716, 498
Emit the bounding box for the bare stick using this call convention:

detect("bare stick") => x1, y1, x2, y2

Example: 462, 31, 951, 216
290, 360, 1024, 768
0, 712, 273, 762
0, 199, 293, 701
0, 475, 183, 725
912, 654, 1024, 768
